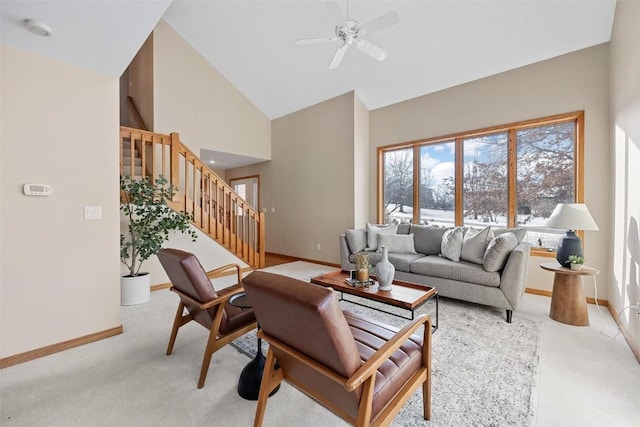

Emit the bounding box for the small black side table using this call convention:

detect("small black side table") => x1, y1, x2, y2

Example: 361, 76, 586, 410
228, 292, 279, 400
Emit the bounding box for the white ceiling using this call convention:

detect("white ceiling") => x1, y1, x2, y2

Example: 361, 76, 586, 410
1, 0, 617, 166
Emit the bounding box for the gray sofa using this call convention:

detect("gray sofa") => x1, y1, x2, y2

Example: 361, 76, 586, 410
339, 223, 530, 322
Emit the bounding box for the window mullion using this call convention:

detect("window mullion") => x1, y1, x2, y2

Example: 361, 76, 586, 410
455, 137, 463, 226
508, 129, 517, 228
413, 146, 420, 224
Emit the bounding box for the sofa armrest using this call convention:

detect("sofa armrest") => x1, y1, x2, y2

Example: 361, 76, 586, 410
339, 234, 353, 271
499, 242, 531, 311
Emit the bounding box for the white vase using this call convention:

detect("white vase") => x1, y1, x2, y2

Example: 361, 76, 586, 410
121, 273, 151, 305
376, 246, 395, 291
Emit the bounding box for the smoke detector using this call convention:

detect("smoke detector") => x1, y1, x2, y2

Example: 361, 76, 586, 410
24, 19, 53, 37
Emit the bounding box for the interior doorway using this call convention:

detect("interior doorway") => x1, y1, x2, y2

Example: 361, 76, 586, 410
230, 175, 260, 211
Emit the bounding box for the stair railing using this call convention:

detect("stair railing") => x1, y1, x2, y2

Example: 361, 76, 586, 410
119, 126, 265, 269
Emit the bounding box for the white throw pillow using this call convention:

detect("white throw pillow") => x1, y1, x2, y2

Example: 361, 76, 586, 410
377, 233, 417, 254
366, 223, 398, 251
483, 232, 518, 272
440, 227, 464, 262
461, 226, 494, 264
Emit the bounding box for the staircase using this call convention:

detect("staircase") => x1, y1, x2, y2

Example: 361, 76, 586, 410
119, 127, 265, 269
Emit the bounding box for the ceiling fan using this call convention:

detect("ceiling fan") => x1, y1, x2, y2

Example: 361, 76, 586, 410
296, 1, 400, 69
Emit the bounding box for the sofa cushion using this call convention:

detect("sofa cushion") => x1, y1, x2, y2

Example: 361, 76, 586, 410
350, 251, 382, 266
345, 229, 367, 253
377, 233, 417, 254
483, 232, 518, 272
409, 256, 501, 287
410, 225, 449, 255
494, 227, 527, 243
440, 227, 464, 262
366, 223, 398, 251
386, 253, 425, 272
460, 226, 494, 264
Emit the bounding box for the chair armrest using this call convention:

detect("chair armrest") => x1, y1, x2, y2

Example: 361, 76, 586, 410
170, 286, 244, 310
344, 314, 431, 392
206, 263, 243, 284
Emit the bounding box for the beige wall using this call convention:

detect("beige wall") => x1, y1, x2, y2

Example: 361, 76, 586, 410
227, 92, 357, 263
1, 45, 121, 358
354, 94, 370, 228
609, 0, 640, 345
153, 20, 271, 161
371, 44, 611, 299
126, 33, 154, 130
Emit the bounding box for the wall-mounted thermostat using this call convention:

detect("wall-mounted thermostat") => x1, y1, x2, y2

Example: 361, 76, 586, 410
23, 183, 52, 196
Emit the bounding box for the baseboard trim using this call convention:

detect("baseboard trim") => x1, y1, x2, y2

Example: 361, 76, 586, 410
0, 325, 123, 369
607, 305, 640, 363
151, 266, 254, 291
524, 287, 608, 306
265, 252, 340, 269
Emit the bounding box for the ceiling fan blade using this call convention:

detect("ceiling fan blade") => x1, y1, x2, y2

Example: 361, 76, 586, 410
360, 10, 399, 35
296, 36, 338, 45
329, 43, 349, 69
355, 39, 388, 61
325, 1, 345, 23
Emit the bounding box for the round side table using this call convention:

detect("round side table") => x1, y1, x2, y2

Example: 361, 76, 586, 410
540, 263, 599, 326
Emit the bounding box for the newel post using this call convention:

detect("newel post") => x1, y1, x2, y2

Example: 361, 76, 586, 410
258, 211, 266, 268
170, 132, 181, 201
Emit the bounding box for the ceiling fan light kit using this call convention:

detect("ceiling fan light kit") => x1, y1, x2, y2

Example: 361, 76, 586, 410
296, 1, 399, 69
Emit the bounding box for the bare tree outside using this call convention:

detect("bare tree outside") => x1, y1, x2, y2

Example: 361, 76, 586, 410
384, 148, 413, 222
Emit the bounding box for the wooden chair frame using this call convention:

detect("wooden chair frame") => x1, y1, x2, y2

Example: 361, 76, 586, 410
253, 315, 432, 426
166, 263, 257, 389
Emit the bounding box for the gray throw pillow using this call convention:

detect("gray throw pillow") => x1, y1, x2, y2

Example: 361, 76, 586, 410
366, 223, 398, 251
377, 233, 417, 254
345, 229, 367, 253
494, 227, 527, 243
410, 225, 449, 255
440, 227, 464, 262
461, 226, 494, 264
483, 232, 518, 272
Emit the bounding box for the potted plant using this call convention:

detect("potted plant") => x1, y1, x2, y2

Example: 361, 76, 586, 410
567, 255, 585, 271
120, 175, 197, 305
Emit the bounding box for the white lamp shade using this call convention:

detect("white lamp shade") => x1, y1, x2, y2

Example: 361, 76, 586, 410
545, 203, 599, 231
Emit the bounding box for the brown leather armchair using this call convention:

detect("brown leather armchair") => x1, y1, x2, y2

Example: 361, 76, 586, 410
242, 271, 432, 426
157, 248, 257, 389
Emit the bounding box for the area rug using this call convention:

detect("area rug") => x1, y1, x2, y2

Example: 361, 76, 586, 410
232, 262, 542, 427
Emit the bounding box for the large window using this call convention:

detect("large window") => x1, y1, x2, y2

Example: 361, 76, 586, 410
378, 112, 584, 255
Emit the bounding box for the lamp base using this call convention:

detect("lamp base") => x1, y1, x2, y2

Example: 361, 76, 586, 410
556, 230, 583, 267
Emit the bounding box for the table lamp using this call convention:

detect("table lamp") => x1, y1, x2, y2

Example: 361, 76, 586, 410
545, 203, 599, 267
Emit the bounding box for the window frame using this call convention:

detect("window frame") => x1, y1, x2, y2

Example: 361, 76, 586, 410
377, 111, 585, 257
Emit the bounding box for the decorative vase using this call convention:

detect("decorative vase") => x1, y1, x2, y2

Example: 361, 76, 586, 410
570, 263, 582, 271
376, 246, 395, 291
120, 273, 151, 305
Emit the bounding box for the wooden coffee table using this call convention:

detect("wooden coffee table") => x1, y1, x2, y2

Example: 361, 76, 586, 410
311, 270, 438, 331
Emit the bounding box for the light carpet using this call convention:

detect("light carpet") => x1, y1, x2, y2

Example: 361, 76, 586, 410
233, 262, 542, 427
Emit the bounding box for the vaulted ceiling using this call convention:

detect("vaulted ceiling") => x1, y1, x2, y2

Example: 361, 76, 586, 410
2, 0, 617, 121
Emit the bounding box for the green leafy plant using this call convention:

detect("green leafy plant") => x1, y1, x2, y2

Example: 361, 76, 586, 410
568, 255, 585, 265
120, 175, 197, 277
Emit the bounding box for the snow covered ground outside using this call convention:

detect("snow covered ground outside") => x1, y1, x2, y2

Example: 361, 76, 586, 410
386, 206, 562, 250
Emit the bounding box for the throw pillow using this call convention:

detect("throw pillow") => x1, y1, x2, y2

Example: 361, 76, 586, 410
440, 227, 465, 262
460, 226, 494, 264
483, 232, 518, 272
345, 229, 367, 253
366, 223, 398, 251
410, 224, 449, 255
377, 233, 417, 254
494, 227, 527, 243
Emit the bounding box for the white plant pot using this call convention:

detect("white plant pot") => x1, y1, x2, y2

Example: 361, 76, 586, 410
570, 263, 582, 271
121, 273, 151, 306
